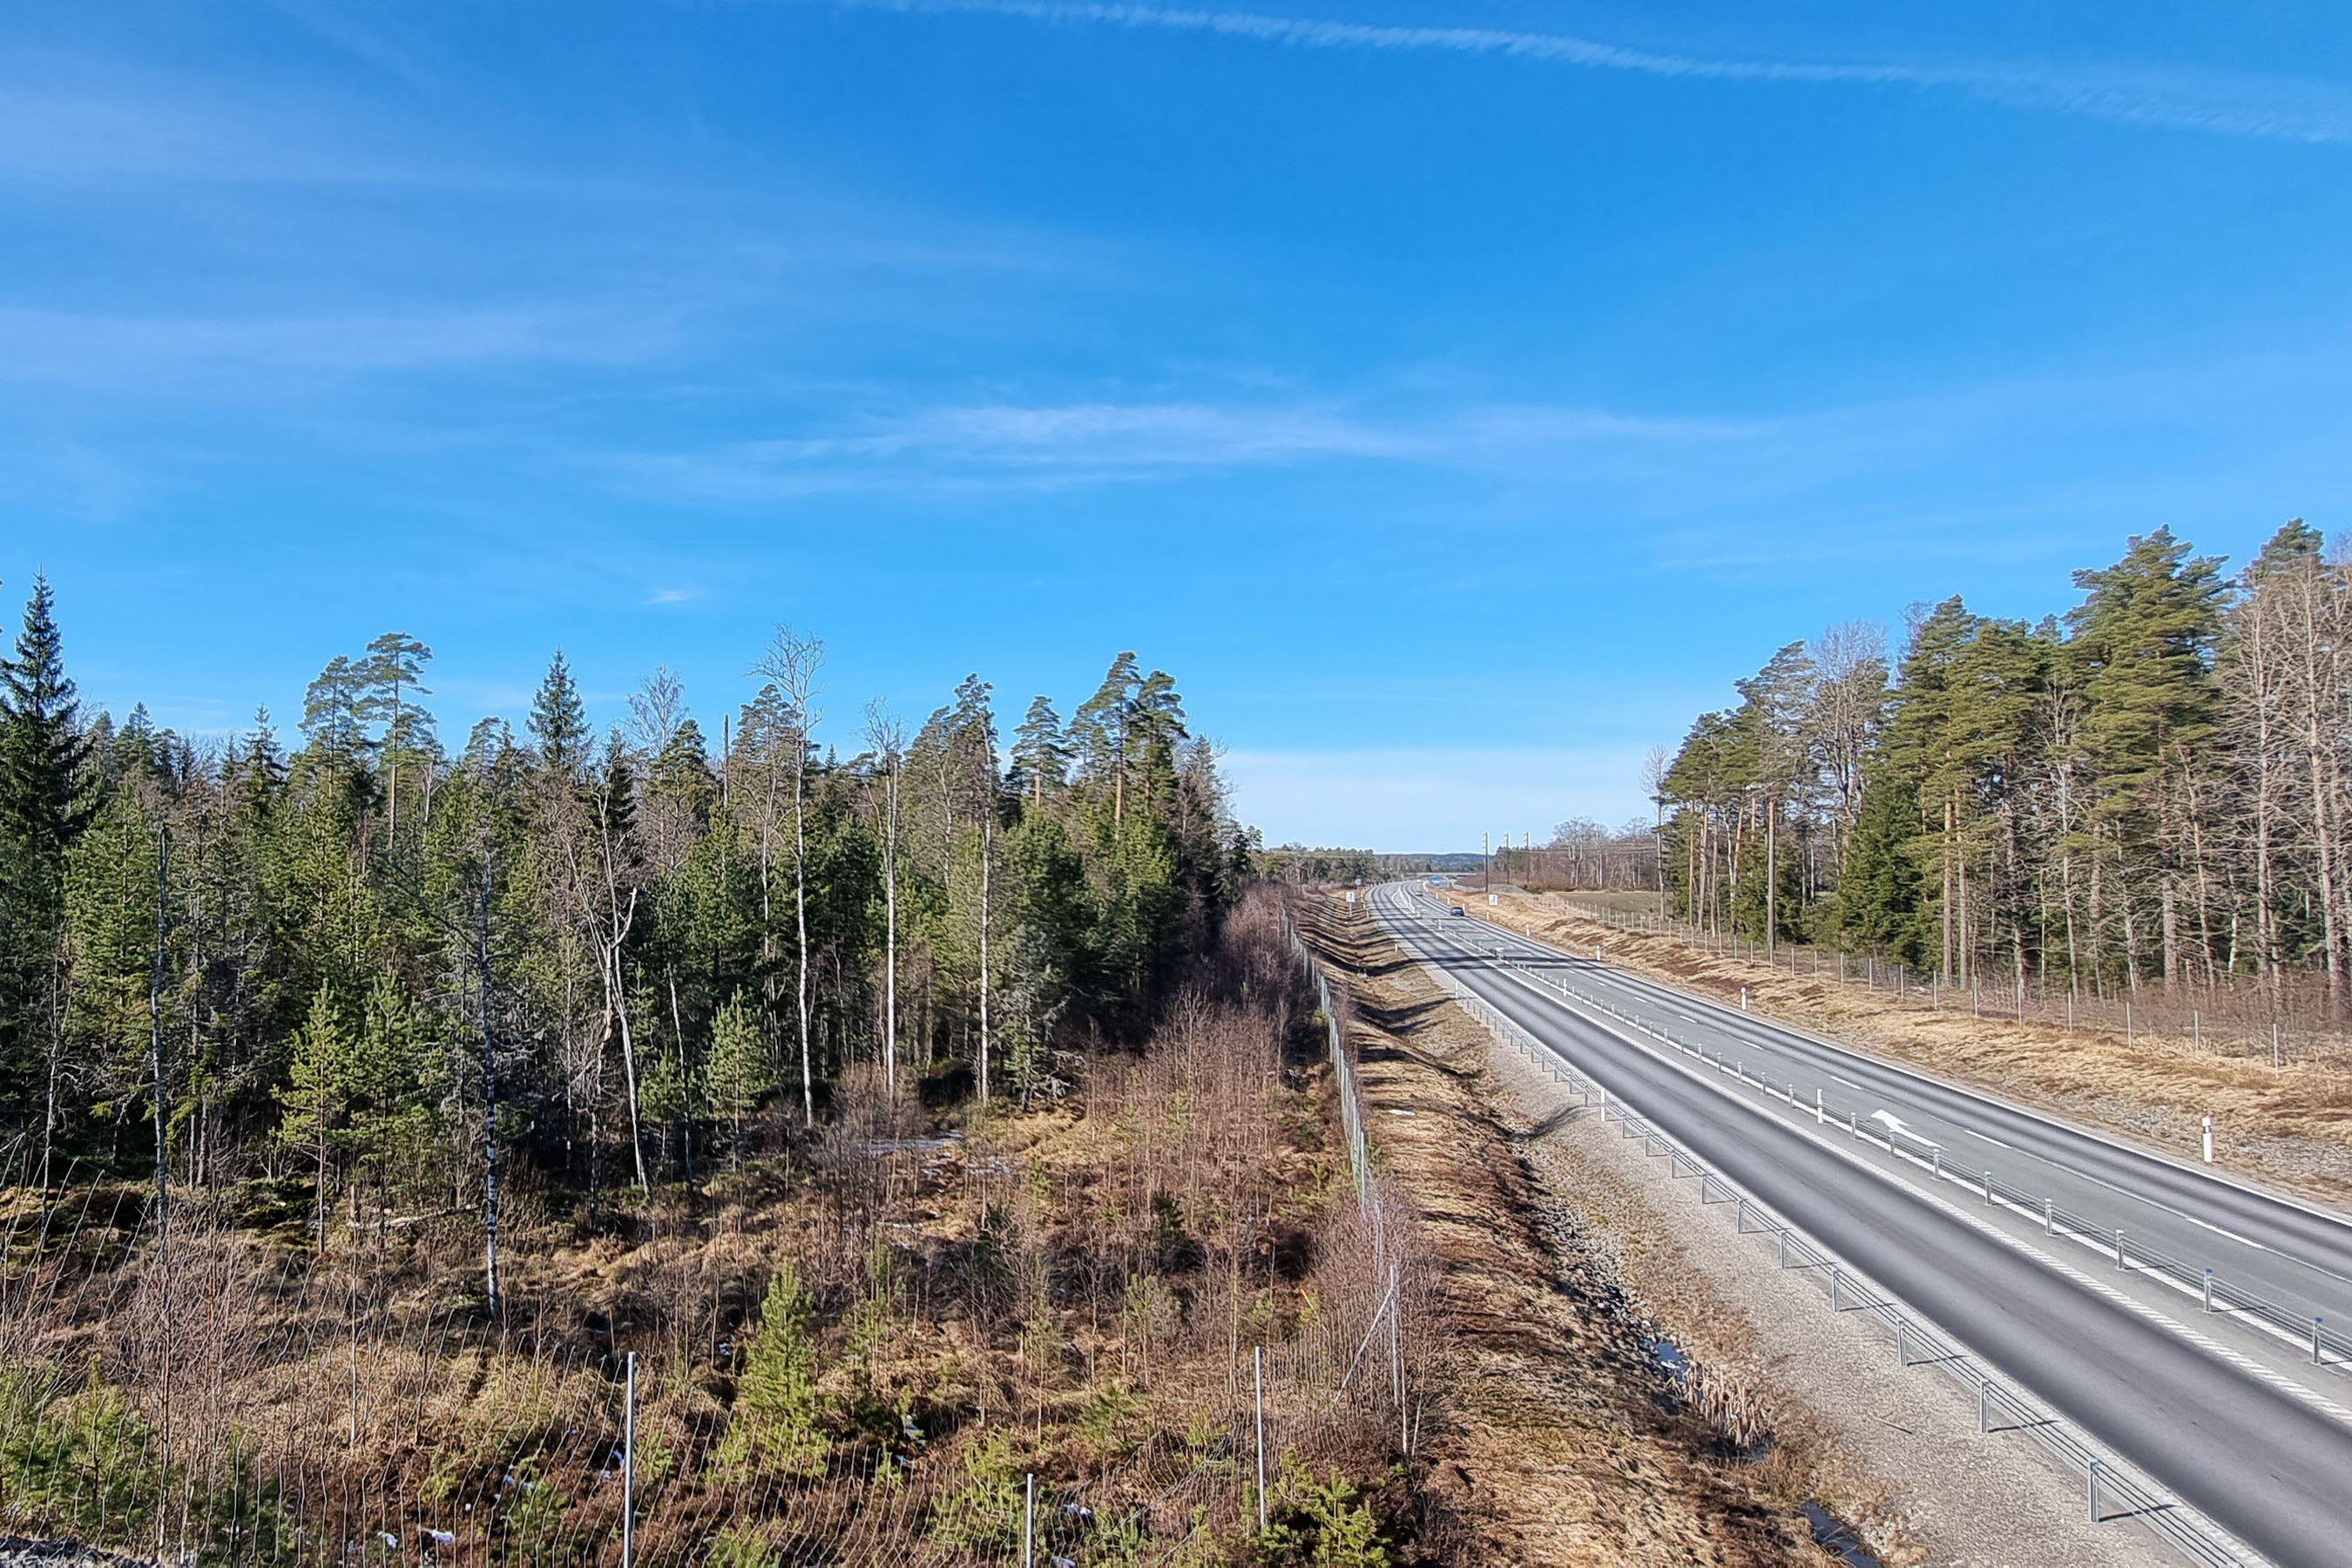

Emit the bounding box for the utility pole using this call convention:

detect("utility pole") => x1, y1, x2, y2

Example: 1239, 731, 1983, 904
1765, 795, 1778, 957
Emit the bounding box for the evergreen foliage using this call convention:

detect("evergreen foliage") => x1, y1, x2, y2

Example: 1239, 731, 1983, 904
0, 579, 1247, 1218
1659, 524, 2352, 1004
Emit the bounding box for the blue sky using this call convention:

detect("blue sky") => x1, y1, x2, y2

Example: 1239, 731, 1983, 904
6, 2, 2350, 850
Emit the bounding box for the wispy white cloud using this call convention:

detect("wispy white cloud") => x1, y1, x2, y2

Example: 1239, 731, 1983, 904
0, 305, 683, 395
831, 0, 2352, 143
601, 396, 1754, 497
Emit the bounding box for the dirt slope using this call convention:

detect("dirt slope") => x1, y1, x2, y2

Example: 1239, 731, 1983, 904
1300, 901, 1885, 1568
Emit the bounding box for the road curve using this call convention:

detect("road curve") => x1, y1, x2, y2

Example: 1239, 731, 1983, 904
1368, 882, 2352, 1568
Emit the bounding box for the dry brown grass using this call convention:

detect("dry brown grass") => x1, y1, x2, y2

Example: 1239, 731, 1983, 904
1464, 886, 2352, 1206
1299, 897, 1876, 1568
0, 889, 1427, 1566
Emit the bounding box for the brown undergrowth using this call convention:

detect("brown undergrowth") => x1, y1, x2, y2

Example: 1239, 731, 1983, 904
1297, 895, 1901, 1568
0, 889, 1428, 1566
1462, 886, 2352, 1207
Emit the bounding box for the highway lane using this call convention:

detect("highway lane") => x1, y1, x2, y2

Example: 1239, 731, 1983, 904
1368, 883, 2352, 1568
1396, 885, 2352, 1347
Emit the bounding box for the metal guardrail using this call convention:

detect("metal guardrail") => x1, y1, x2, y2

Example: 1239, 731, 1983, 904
1436, 905, 2352, 1375
1383, 893, 2261, 1568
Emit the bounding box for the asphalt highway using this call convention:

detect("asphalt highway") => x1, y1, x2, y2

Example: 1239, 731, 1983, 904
1368, 882, 2352, 1568
1396, 885, 2352, 1347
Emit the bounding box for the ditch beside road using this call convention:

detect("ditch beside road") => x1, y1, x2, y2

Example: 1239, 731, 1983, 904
1305, 895, 2168, 1568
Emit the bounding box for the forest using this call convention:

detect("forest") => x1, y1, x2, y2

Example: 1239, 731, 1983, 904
1658, 522, 2352, 1017
0, 578, 1252, 1255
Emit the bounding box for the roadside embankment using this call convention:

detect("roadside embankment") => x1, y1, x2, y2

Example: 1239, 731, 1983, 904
1303, 893, 2172, 1568
1449, 884, 2352, 1208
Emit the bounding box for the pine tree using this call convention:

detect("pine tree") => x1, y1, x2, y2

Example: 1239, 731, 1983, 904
1070, 652, 1141, 824
2067, 530, 2227, 985
1009, 697, 1071, 807
711, 1262, 829, 1479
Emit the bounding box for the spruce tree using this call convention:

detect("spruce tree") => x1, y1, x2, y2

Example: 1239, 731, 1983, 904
529, 651, 589, 777
0, 576, 90, 1111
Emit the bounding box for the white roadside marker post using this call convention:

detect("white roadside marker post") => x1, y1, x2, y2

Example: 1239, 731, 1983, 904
2202, 1115, 2213, 1164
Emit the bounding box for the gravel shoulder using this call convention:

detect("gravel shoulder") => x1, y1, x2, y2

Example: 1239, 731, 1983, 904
1309, 896, 2171, 1568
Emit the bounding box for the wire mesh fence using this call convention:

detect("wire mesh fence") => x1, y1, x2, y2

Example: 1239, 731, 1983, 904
0, 934, 1415, 1567
1505, 891, 2352, 1071
1385, 895, 2262, 1568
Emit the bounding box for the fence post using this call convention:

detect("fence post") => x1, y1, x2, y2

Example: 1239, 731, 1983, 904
622, 1349, 636, 1568
1024, 1473, 1036, 1568
1391, 1262, 1408, 1453
1254, 1346, 1267, 1531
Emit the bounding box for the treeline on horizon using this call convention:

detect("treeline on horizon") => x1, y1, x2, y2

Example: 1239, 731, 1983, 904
1659, 521, 2352, 1012
0, 577, 1253, 1229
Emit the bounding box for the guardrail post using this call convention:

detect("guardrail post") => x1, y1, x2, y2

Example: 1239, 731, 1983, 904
2202, 1269, 2213, 1313
1983, 1170, 1993, 1205
1978, 1378, 1990, 1434
2317, 1317, 2327, 1366
2115, 1230, 2126, 1272
2088, 1461, 2100, 1524
1895, 1320, 1907, 1367
2044, 1197, 2053, 1234
1829, 1269, 1841, 1310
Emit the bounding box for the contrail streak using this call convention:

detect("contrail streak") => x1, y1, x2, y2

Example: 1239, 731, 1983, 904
826, 0, 2352, 143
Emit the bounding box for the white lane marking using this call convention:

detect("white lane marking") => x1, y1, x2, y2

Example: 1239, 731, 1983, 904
1409, 936, 2275, 1567
1476, 911, 2352, 1287
1445, 934, 2352, 1436
1870, 1110, 1938, 1149
1961, 1126, 2014, 1150
2186, 1213, 2271, 1251
1461, 896, 2352, 1256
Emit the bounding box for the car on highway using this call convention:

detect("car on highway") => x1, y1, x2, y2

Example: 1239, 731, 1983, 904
1448, 904, 1466, 916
